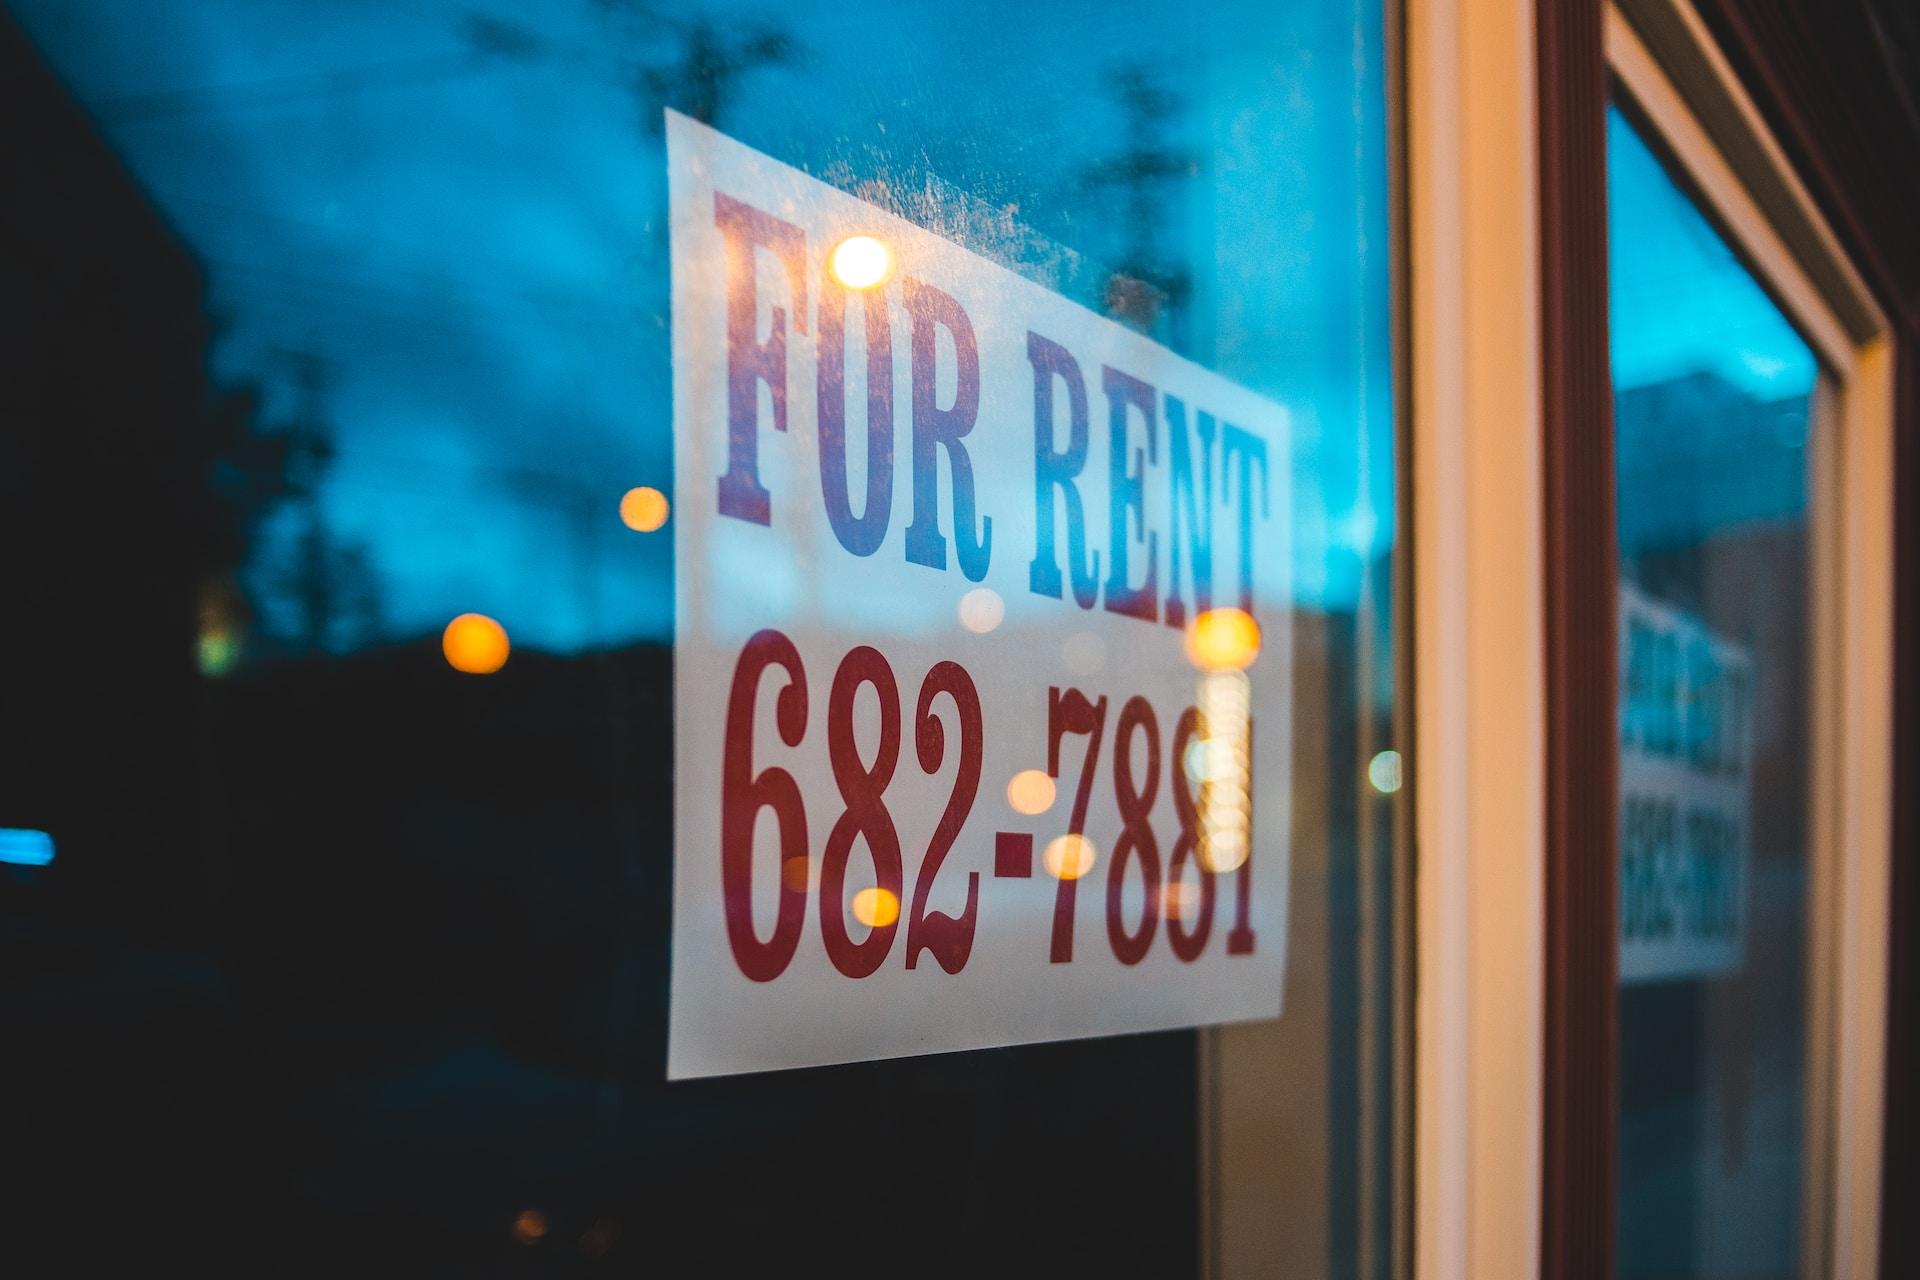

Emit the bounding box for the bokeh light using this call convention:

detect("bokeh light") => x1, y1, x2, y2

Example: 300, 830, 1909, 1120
1006, 769, 1056, 815
196, 579, 243, 677
1185, 607, 1262, 671
1043, 834, 1097, 881
1199, 828, 1250, 874
830, 234, 893, 289
1184, 737, 1229, 785
1368, 748, 1404, 794
619, 485, 670, 532
512, 1210, 549, 1246
0, 829, 55, 868
781, 856, 812, 893
958, 586, 1005, 633
850, 886, 900, 928
196, 626, 239, 678
443, 612, 510, 674
1195, 669, 1252, 872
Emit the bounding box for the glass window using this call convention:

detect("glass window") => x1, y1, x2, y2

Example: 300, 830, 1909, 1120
1, 2, 1398, 1272
1608, 102, 1820, 1279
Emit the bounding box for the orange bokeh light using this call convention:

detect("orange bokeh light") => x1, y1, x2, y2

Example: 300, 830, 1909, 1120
781, 856, 813, 893
619, 486, 670, 532
443, 613, 510, 675
1006, 769, 1056, 815
1043, 834, 1097, 881
1185, 607, 1262, 671
850, 886, 900, 928
829, 235, 893, 290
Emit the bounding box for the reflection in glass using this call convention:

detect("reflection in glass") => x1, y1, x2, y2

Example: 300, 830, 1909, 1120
1043, 833, 1099, 882
619, 485, 671, 533
1006, 769, 1057, 817
442, 611, 512, 674
2, 0, 1397, 1271
1609, 103, 1818, 1279
829, 234, 894, 291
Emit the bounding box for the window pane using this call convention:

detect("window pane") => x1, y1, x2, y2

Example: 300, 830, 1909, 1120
1, 2, 1397, 1272
1609, 103, 1819, 1279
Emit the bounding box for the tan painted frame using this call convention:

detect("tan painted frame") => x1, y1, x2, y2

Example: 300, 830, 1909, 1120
1403, 0, 1894, 1275
1607, 4, 1896, 1277
1406, 0, 1548, 1276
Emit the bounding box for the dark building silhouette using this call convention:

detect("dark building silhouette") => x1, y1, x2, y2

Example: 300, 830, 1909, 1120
1, 11, 239, 1269
1615, 369, 1809, 556
0, 12, 219, 942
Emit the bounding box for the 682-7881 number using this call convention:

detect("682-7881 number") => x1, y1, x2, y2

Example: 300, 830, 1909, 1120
720, 629, 1257, 983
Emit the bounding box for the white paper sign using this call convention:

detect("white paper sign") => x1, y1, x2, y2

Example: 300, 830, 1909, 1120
668, 111, 1292, 1078
1618, 584, 1753, 984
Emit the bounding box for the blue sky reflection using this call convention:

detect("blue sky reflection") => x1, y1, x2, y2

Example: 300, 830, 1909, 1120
16, 0, 1395, 651
1608, 106, 1817, 400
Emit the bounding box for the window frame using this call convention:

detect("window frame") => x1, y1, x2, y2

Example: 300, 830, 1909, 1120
1405, 0, 1896, 1277
1406, 0, 1549, 1274
1606, 6, 1896, 1277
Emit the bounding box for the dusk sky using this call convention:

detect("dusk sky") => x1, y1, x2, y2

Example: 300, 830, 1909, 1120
24, 0, 1392, 651
1608, 104, 1818, 399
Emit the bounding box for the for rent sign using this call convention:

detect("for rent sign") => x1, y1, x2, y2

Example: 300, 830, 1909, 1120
1618, 585, 1754, 985
667, 112, 1292, 1078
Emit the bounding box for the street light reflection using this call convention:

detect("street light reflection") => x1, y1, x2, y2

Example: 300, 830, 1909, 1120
443, 612, 510, 674
197, 626, 239, 677
1368, 748, 1403, 794
1043, 833, 1097, 880
619, 485, 670, 532
1183, 737, 1229, 784
1184, 606, 1261, 672
196, 579, 243, 677
958, 586, 1004, 633
781, 855, 813, 893
1006, 768, 1056, 815
851, 885, 900, 928
1195, 669, 1252, 873
829, 234, 893, 290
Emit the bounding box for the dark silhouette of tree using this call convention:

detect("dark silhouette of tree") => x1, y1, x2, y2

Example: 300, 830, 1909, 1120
593, 1, 798, 132
243, 351, 384, 655
459, 5, 798, 135
458, 12, 547, 63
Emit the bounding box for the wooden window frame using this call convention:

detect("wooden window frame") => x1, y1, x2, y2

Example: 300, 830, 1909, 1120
1407, 0, 1549, 1276
1603, 6, 1896, 1278
1409, 1, 1897, 1277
